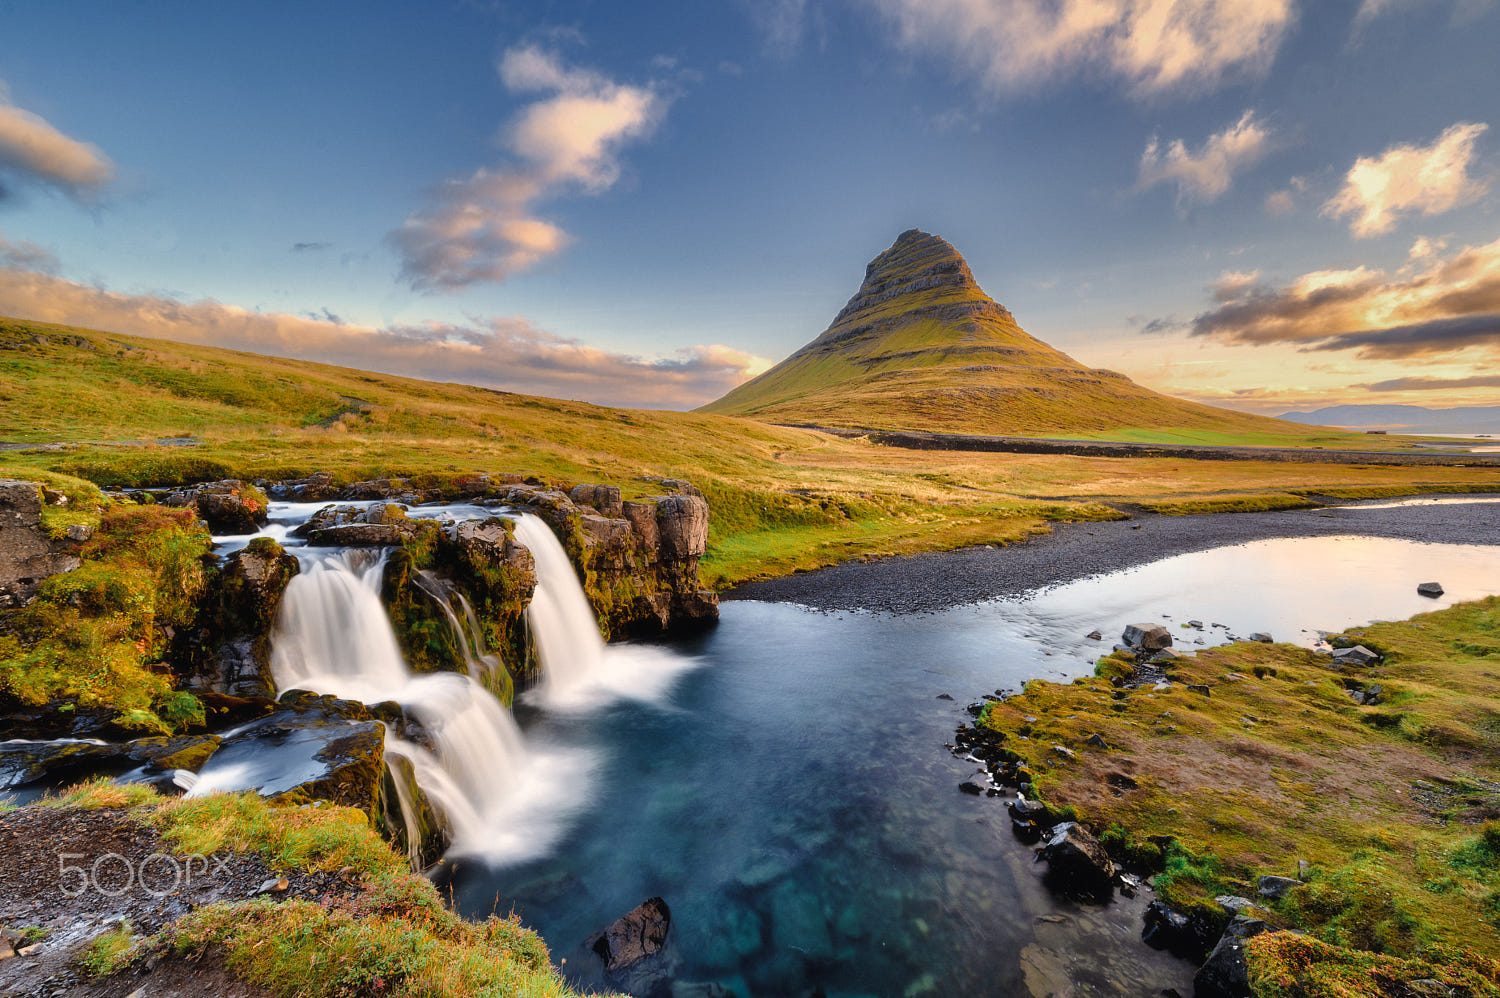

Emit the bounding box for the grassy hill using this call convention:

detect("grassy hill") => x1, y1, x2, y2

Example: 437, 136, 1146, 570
4, 313, 1497, 586
700, 230, 1324, 444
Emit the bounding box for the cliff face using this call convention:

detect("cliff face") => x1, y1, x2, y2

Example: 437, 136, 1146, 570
700, 229, 1304, 440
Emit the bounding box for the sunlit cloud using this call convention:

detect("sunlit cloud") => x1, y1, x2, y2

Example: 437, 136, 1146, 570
1323, 122, 1490, 238
863, 0, 1296, 99
0, 85, 113, 201
1137, 110, 1273, 206
391, 46, 668, 293
0, 264, 769, 409
1265, 188, 1295, 214
0, 230, 59, 273
1359, 374, 1500, 391
1187, 234, 1500, 358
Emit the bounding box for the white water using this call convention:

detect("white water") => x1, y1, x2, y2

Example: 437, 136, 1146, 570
267, 548, 593, 863
512, 513, 698, 712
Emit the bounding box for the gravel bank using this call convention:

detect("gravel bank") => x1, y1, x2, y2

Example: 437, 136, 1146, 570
725, 495, 1500, 614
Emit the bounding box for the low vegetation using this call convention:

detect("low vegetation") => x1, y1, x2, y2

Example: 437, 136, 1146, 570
980, 598, 1500, 990
48, 780, 597, 998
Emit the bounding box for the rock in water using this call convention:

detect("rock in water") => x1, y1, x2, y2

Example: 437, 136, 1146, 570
1040, 821, 1115, 898
1194, 917, 1271, 998
162, 479, 268, 534
1123, 623, 1173, 650
586, 897, 676, 996
1417, 581, 1444, 598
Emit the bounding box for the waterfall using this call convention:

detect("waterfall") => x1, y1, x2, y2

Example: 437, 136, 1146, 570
268, 548, 591, 863
411, 570, 504, 681
512, 513, 698, 712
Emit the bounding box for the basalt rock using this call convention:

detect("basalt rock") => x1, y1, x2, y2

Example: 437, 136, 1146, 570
1123, 623, 1173, 651
295, 503, 442, 547
1193, 916, 1272, 998
180, 537, 299, 700
583, 896, 678, 998
161, 479, 269, 534
0, 479, 83, 608
1040, 821, 1115, 899
0, 733, 222, 796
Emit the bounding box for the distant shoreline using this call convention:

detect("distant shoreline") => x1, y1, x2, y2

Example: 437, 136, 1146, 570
725, 493, 1500, 613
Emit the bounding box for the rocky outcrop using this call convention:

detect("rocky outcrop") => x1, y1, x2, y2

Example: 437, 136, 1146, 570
293, 503, 441, 547
582, 896, 677, 998
0, 479, 82, 608
192, 692, 386, 813
161, 480, 269, 534
0, 733, 221, 796
1122, 623, 1172, 651
1039, 821, 1115, 899
1194, 916, 1272, 998
180, 537, 299, 700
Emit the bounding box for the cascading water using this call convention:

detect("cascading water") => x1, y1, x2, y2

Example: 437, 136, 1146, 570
267, 547, 592, 863
511, 513, 698, 711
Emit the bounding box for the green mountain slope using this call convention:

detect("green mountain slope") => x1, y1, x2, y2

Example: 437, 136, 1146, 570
701, 229, 1316, 443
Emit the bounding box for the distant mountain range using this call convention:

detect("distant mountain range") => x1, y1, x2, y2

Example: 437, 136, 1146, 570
701, 229, 1318, 441
1278, 405, 1500, 434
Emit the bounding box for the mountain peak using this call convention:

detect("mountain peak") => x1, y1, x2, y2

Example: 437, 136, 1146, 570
830, 229, 982, 329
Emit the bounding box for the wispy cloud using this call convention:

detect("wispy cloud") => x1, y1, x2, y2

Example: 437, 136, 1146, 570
292, 241, 331, 253
1323, 122, 1490, 237
1187, 234, 1500, 359
1137, 110, 1273, 206
0, 263, 769, 409
0, 230, 59, 273
391, 46, 668, 293
864, 0, 1296, 100
0, 85, 113, 201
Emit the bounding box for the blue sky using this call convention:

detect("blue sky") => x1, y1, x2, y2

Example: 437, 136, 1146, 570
1, 0, 1497, 413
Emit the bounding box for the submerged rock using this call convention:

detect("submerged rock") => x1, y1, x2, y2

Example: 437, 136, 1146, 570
584, 896, 678, 997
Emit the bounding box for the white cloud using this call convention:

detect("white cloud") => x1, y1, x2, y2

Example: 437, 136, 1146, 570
391, 47, 667, 293
750, 0, 812, 57
1323, 121, 1490, 238
0, 86, 113, 200
863, 0, 1296, 99
0, 262, 769, 409
1265, 189, 1295, 214
1137, 110, 1274, 205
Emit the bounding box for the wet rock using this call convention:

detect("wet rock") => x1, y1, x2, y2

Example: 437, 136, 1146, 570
584, 896, 677, 997
0, 732, 221, 793
162, 479, 268, 534
1142, 901, 1195, 955
1193, 916, 1272, 998
1123, 623, 1173, 650
191, 694, 386, 813
269, 471, 341, 502
1040, 821, 1114, 898
297, 503, 440, 547
0, 479, 82, 608
958, 780, 984, 795
1248, 632, 1273, 644
1086, 630, 1102, 641
1332, 644, 1381, 666
381, 750, 450, 870
1417, 581, 1444, 598
1257, 875, 1302, 900
188, 537, 299, 699
1010, 797, 1049, 823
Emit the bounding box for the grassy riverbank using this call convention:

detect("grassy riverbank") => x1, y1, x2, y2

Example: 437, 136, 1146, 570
1, 780, 596, 997
979, 597, 1500, 994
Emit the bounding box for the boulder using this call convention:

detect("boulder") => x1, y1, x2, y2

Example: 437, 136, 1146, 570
268, 471, 341, 502
1040, 822, 1115, 898
162, 479, 268, 534
1257, 875, 1301, 900
1122, 623, 1172, 651
656, 495, 709, 560
0, 479, 82, 608
183, 538, 298, 700
1417, 582, 1444, 598
1331, 644, 1380, 666
571, 483, 624, 519
1248, 632, 1273, 644
1193, 916, 1272, 998
584, 896, 677, 997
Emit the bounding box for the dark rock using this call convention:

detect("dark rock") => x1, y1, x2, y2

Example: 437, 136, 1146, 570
1010, 797, 1049, 822
0, 479, 82, 608
1257, 874, 1301, 900
1248, 632, 1273, 643
1193, 917, 1272, 998
1187, 684, 1212, 696
1040, 821, 1115, 898
585, 896, 676, 997
1417, 581, 1444, 598
1086, 630, 1102, 641
162, 479, 268, 534
1085, 733, 1108, 749
958, 781, 984, 795
1142, 901, 1194, 954
187, 537, 299, 699
1123, 623, 1173, 650
1331, 644, 1380, 666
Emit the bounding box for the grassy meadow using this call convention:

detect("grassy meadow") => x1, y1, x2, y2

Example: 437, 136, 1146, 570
5, 315, 1500, 586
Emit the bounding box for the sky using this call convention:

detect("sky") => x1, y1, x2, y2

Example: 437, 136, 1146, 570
1, 0, 1497, 416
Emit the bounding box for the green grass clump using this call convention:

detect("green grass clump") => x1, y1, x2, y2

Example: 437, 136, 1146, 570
1249, 933, 1500, 998
34, 783, 594, 998
0, 493, 210, 732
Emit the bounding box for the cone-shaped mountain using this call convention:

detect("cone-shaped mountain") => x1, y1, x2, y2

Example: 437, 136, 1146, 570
700, 229, 1305, 439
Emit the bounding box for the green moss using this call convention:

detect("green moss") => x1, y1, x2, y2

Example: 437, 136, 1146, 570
1249, 933, 1500, 998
